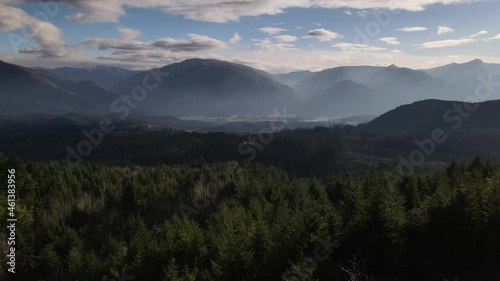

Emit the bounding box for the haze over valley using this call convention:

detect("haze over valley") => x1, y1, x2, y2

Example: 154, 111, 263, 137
1, 58, 499, 120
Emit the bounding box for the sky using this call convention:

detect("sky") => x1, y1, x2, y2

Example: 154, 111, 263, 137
0, 0, 499, 73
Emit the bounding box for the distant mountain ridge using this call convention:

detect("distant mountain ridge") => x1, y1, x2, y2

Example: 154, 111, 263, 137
0, 60, 118, 114
36, 65, 139, 89
423, 59, 500, 100
272, 71, 315, 87
293, 64, 447, 116
2, 58, 500, 118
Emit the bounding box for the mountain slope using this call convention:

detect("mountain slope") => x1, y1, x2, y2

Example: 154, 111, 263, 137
37, 65, 139, 89
300, 80, 380, 117
294, 65, 446, 116
363, 99, 500, 134
0, 60, 118, 114
273, 71, 315, 87
424, 59, 500, 100
114, 59, 297, 116
295, 66, 381, 98
365, 65, 447, 104
425, 59, 491, 85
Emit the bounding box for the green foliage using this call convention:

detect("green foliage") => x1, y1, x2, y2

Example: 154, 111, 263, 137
0, 158, 499, 280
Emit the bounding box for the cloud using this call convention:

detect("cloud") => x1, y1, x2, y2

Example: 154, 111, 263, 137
344, 10, 352, 15
418, 38, 476, 49
117, 28, 142, 41
82, 29, 227, 54
273, 35, 299, 43
229, 32, 242, 45
397, 27, 428, 32
94, 50, 208, 67
304, 28, 343, 42
253, 38, 296, 51
418, 30, 494, 48
152, 34, 227, 52
81, 31, 227, 66
313, 22, 322, 26
258, 27, 287, 35
486, 34, 500, 41
469, 30, 488, 38
391, 49, 402, 54
0, 3, 74, 58
437, 26, 454, 35
4, 0, 471, 23
356, 10, 370, 18
379, 37, 401, 45
333, 43, 386, 52
81, 28, 145, 51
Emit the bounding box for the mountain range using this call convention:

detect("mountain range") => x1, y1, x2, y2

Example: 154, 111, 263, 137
35, 65, 139, 89
1, 58, 500, 117
0, 60, 118, 114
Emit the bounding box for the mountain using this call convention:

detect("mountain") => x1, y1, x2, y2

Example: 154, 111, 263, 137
36, 66, 139, 89
424, 59, 500, 100
113, 59, 297, 116
5, 58, 500, 118
0, 60, 118, 114
294, 65, 446, 116
300, 80, 380, 117
294, 66, 381, 98
273, 71, 315, 87
365, 65, 446, 104
362, 99, 500, 134
425, 59, 489, 85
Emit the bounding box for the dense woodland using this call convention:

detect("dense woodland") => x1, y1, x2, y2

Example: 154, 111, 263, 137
1, 153, 500, 280
3, 115, 500, 176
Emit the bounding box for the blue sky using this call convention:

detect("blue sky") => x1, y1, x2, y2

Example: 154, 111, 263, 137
0, 0, 499, 72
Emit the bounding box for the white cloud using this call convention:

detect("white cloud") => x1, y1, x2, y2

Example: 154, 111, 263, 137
391, 49, 402, 53
0, 3, 73, 57
273, 35, 299, 43
258, 27, 287, 35
486, 34, 500, 41
313, 22, 322, 26
140, 33, 228, 52
397, 27, 428, 32
3, 0, 471, 23
304, 28, 343, 42
333, 43, 386, 52
253, 38, 296, 51
344, 10, 352, 15
379, 37, 401, 45
78, 30, 227, 66
469, 30, 488, 38
419, 38, 476, 49
2, 1, 496, 72
418, 30, 495, 48
437, 26, 454, 35
229, 32, 242, 45
83, 29, 227, 53
356, 10, 370, 18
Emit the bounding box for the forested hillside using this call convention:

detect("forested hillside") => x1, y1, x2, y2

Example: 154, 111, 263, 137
1, 154, 499, 280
